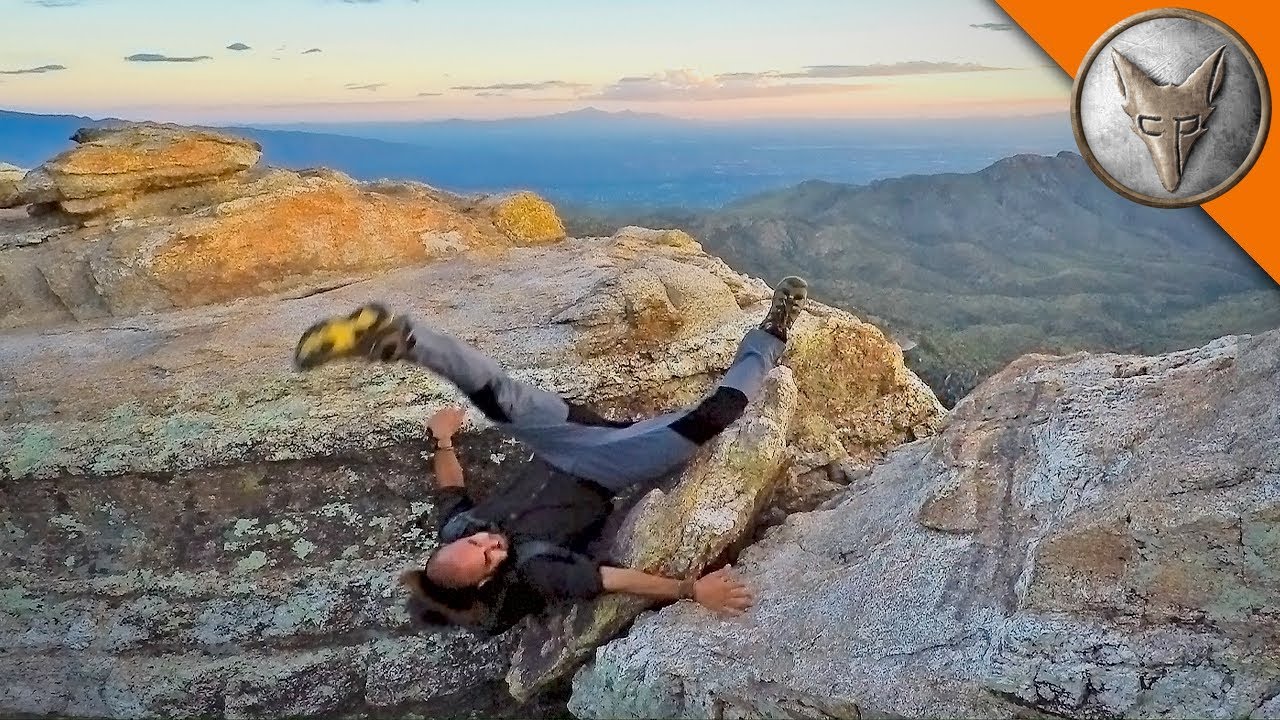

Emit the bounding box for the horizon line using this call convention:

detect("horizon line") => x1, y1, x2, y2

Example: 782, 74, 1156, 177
2, 104, 1069, 127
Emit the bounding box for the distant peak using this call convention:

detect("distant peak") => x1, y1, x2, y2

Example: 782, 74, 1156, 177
552, 107, 677, 122
980, 151, 1084, 176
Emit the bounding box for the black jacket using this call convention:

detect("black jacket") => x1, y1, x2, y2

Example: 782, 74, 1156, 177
436, 458, 616, 630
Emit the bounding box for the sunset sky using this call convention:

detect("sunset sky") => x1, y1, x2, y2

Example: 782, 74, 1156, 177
0, 0, 1071, 123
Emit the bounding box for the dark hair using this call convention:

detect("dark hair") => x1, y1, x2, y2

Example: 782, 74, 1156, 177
398, 556, 535, 637
399, 564, 487, 627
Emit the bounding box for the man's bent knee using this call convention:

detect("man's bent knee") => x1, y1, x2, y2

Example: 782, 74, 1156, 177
468, 383, 511, 423
669, 387, 749, 445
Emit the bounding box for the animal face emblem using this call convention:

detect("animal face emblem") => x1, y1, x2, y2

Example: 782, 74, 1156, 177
1112, 46, 1226, 192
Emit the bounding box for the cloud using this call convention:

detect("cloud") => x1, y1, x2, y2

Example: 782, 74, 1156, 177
345, 82, 386, 91
970, 22, 1016, 31
125, 53, 213, 63
226, 43, 252, 51
302, 48, 323, 54
777, 61, 1010, 78
0, 64, 68, 75
476, 91, 509, 98
26, 0, 85, 6
585, 69, 874, 102
417, 91, 443, 97
451, 80, 591, 92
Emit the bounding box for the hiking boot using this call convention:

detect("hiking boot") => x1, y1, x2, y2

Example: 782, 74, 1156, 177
759, 276, 808, 340
293, 303, 415, 370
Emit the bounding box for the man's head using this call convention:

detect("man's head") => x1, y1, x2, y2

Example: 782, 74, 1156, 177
427, 531, 509, 588
398, 531, 510, 629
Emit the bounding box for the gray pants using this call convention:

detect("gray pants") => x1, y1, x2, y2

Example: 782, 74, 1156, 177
407, 325, 785, 493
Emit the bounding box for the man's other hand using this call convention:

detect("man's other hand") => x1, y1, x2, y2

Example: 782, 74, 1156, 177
693, 565, 754, 616
427, 405, 466, 439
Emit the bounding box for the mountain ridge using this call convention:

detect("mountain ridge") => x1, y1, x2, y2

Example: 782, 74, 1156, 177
562, 151, 1280, 405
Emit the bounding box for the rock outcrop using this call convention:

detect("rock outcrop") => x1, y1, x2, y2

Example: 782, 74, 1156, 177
0, 163, 25, 208
13, 125, 262, 208
570, 330, 1280, 719
0, 123, 566, 329
0, 125, 943, 718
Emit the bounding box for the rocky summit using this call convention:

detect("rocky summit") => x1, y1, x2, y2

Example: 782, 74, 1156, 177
4, 123, 1273, 720
0, 125, 943, 718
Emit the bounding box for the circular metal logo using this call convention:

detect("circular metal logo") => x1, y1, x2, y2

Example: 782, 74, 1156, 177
1071, 8, 1270, 208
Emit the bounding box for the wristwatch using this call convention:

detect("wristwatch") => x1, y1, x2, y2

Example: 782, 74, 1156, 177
677, 579, 696, 600
430, 434, 455, 453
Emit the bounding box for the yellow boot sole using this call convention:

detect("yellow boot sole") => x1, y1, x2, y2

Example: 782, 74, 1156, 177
293, 304, 395, 370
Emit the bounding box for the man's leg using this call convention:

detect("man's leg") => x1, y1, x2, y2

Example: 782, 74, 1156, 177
403, 323, 569, 427
294, 304, 569, 428
667, 327, 784, 445
293, 305, 638, 476
568, 277, 806, 492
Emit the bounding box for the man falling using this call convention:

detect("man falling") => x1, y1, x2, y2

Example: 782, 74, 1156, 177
293, 276, 808, 633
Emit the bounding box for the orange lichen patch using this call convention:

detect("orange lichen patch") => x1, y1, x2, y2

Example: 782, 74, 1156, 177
53, 138, 247, 176
1025, 523, 1137, 612
786, 317, 901, 417
484, 191, 566, 245
148, 185, 496, 307
785, 315, 943, 459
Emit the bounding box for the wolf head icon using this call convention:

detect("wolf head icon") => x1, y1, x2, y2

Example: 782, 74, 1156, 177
1112, 45, 1227, 192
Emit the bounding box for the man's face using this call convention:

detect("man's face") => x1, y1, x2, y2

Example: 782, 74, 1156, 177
428, 531, 509, 588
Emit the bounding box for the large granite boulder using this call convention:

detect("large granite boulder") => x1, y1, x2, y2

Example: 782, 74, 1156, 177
1, 138, 943, 720
12, 124, 261, 207
570, 329, 1280, 719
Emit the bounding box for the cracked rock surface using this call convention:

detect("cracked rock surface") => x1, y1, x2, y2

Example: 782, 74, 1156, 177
570, 330, 1280, 720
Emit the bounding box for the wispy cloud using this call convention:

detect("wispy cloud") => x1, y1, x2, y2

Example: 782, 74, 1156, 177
476, 91, 509, 98
302, 48, 323, 55
970, 22, 1016, 31
226, 43, 252, 51
0, 64, 67, 75
417, 91, 443, 97
778, 61, 1010, 78
585, 69, 874, 102
26, 0, 85, 6
345, 82, 386, 91
452, 80, 591, 92
125, 53, 213, 63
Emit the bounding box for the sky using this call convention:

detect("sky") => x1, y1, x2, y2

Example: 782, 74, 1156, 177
0, 0, 1072, 123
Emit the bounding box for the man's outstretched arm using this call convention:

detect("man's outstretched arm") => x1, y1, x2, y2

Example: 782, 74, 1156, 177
599, 565, 754, 616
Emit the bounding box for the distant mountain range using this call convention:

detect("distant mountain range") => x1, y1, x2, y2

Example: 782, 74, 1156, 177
0, 108, 1074, 208
564, 152, 1280, 404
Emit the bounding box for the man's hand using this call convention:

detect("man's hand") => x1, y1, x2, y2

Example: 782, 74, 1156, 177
427, 405, 466, 440
426, 406, 466, 489
692, 565, 754, 616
